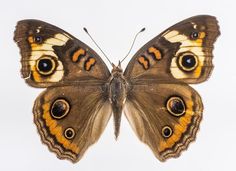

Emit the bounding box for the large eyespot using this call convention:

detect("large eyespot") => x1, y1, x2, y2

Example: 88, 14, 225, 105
50, 99, 70, 119
64, 127, 75, 140
34, 35, 43, 43
178, 53, 198, 72
166, 96, 186, 116
162, 126, 173, 138
36, 56, 56, 76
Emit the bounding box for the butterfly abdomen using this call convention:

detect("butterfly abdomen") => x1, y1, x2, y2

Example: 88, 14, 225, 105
108, 68, 128, 139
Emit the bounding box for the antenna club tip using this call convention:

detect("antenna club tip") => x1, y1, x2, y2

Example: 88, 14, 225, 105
140, 27, 146, 32
83, 27, 88, 33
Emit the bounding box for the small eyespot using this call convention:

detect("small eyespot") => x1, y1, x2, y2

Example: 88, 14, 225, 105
50, 99, 70, 119
178, 54, 198, 72
34, 35, 43, 43
190, 31, 199, 39
162, 126, 173, 138
36, 56, 56, 76
64, 128, 75, 140
166, 96, 185, 116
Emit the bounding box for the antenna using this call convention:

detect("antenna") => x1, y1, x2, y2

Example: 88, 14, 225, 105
83, 27, 113, 66
120, 27, 145, 63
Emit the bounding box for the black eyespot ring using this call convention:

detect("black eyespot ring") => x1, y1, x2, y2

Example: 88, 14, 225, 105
178, 53, 198, 72
190, 31, 199, 39
34, 35, 43, 43
166, 96, 186, 117
64, 127, 75, 140
50, 99, 70, 119
36, 56, 56, 76
162, 126, 173, 138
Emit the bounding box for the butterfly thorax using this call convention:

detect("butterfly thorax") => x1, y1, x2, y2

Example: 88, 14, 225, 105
109, 64, 128, 139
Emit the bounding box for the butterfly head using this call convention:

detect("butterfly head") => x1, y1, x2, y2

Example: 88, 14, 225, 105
111, 61, 123, 75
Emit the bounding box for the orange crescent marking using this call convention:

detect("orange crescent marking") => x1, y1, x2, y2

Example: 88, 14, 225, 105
199, 32, 206, 39
138, 56, 149, 70
72, 48, 86, 62
28, 36, 34, 43
193, 64, 201, 77
148, 47, 162, 60
159, 100, 194, 152
42, 103, 80, 154
32, 66, 42, 82
85, 57, 96, 71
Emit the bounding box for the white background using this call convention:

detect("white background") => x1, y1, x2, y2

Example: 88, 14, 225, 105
0, 0, 235, 170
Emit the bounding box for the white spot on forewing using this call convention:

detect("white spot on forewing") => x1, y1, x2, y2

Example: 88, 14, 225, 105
45, 37, 67, 46
44, 33, 70, 45
162, 30, 179, 39
191, 22, 197, 29
169, 67, 188, 79
30, 51, 58, 60
165, 34, 188, 42
36, 26, 42, 33
177, 47, 204, 56
47, 70, 64, 82
54, 33, 70, 42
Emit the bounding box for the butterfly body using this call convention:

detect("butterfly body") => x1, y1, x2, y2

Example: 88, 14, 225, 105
108, 63, 128, 138
14, 15, 220, 163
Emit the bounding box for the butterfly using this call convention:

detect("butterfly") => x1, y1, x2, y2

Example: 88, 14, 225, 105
14, 15, 220, 163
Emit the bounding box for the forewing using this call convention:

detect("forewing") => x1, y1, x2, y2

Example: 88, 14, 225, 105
14, 20, 110, 87
124, 15, 220, 84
